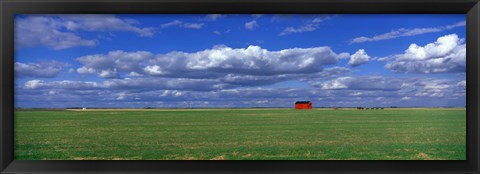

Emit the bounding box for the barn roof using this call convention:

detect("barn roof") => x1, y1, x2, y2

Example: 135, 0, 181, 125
295, 101, 311, 104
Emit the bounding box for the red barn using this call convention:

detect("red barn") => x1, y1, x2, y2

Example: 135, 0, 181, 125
295, 101, 312, 110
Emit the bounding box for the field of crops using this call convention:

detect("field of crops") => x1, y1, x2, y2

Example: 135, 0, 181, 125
14, 108, 466, 160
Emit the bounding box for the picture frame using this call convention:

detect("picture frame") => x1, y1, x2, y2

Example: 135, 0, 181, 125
1, 0, 479, 173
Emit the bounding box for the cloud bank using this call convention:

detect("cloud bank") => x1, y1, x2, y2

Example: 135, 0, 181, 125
76, 45, 345, 80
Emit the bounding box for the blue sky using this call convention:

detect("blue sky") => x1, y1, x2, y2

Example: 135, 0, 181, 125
14, 14, 466, 108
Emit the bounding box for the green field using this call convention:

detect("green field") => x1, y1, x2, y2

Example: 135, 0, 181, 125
14, 108, 466, 160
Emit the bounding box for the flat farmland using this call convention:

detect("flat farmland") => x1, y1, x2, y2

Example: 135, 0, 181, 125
14, 108, 466, 160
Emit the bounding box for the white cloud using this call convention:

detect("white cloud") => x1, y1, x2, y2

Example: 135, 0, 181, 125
348, 49, 370, 66
60, 14, 155, 37
15, 61, 70, 78
77, 67, 96, 74
160, 20, 183, 28
351, 21, 465, 43
146, 45, 340, 77
245, 20, 259, 30
143, 65, 165, 75
315, 76, 466, 105
73, 45, 349, 85
412, 79, 459, 97
23, 77, 231, 92
385, 34, 466, 73
212, 30, 231, 35
221, 74, 291, 86
319, 77, 350, 90
182, 23, 204, 29
311, 16, 331, 23
280, 24, 318, 36
116, 92, 128, 100
15, 16, 96, 50
318, 76, 404, 91
24, 80, 45, 89
457, 80, 466, 89
337, 52, 351, 59
34, 45, 354, 92
376, 57, 391, 62
280, 16, 331, 35
98, 69, 119, 79
15, 15, 155, 50
160, 90, 186, 97
76, 50, 153, 78
160, 20, 204, 29
127, 72, 143, 77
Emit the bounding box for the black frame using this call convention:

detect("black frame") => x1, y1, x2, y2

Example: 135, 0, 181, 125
1, 0, 479, 173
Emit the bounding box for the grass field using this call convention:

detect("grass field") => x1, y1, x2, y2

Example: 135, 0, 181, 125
14, 108, 466, 160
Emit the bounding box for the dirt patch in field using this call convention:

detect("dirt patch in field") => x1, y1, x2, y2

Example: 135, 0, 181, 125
231, 151, 240, 156
175, 156, 198, 160
73, 157, 103, 160
415, 152, 433, 160
211, 156, 226, 160
242, 154, 253, 158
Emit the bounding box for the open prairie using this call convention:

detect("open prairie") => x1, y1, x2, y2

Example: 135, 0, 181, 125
14, 108, 466, 160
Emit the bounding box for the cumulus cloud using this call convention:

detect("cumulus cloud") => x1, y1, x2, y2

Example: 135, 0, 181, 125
348, 49, 370, 66
385, 34, 466, 73
15, 61, 70, 78
15, 15, 155, 50
145, 45, 340, 77
245, 20, 259, 30
76, 50, 154, 78
160, 20, 204, 29
73, 45, 355, 88
351, 21, 465, 43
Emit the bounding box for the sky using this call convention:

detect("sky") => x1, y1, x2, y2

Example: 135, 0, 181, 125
14, 14, 466, 108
